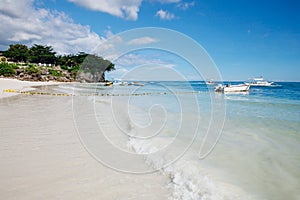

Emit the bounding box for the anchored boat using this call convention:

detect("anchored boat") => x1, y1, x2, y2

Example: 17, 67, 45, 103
205, 79, 215, 85
215, 83, 250, 93
245, 76, 274, 87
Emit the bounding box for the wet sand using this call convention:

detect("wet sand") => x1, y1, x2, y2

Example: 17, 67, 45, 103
0, 78, 58, 99
0, 81, 170, 199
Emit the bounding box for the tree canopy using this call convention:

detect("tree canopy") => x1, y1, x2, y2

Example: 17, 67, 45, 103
2, 43, 115, 82
3, 44, 29, 62
56, 52, 88, 67
80, 54, 115, 82
28, 44, 56, 64
3, 44, 56, 64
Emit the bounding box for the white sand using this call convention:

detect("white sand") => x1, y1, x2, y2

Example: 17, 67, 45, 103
0, 83, 170, 199
0, 78, 57, 99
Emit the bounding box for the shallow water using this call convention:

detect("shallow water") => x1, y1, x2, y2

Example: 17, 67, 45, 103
61, 81, 300, 199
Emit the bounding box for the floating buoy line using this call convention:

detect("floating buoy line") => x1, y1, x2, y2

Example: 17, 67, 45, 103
2, 89, 208, 97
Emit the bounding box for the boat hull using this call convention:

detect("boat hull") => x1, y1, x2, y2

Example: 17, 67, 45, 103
215, 84, 250, 93
245, 82, 273, 87
245, 77, 274, 87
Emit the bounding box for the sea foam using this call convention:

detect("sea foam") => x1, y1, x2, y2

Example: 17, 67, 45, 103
127, 136, 246, 200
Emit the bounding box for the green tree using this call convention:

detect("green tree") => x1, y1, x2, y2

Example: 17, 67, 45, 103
28, 44, 56, 64
56, 52, 88, 67
79, 54, 115, 82
55, 55, 70, 67
3, 44, 29, 62
73, 52, 88, 65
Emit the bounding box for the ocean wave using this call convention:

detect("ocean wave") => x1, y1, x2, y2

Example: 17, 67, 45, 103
127, 137, 247, 200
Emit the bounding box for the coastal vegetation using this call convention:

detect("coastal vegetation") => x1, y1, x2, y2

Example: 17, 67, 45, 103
0, 62, 16, 76
0, 44, 115, 82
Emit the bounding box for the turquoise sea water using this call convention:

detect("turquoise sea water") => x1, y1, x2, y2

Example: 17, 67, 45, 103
61, 81, 300, 200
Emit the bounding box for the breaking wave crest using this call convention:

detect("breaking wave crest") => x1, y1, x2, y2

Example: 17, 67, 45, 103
127, 136, 247, 200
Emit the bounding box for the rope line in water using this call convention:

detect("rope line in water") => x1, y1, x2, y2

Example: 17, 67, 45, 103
2, 89, 208, 97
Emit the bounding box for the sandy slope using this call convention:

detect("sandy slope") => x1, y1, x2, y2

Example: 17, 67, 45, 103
0, 84, 170, 200
0, 78, 57, 99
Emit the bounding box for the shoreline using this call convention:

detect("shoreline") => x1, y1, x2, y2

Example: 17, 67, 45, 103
0, 78, 62, 99
2, 80, 299, 199
0, 82, 171, 200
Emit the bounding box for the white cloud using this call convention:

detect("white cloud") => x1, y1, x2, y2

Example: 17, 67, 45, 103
104, 29, 115, 38
0, 0, 103, 54
107, 64, 180, 81
155, 9, 175, 20
92, 31, 123, 60
68, 0, 142, 20
115, 53, 154, 67
150, 0, 181, 3
106, 67, 130, 80
116, 65, 181, 81
127, 37, 158, 45
115, 53, 175, 68
67, 0, 182, 20
0, 0, 34, 18
177, 1, 195, 10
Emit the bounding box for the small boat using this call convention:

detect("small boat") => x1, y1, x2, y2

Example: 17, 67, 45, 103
97, 81, 113, 86
205, 79, 215, 85
112, 80, 128, 86
215, 83, 250, 93
245, 76, 274, 87
105, 81, 113, 86
128, 82, 144, 86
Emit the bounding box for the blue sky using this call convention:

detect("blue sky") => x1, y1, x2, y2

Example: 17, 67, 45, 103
0, 0, 299, 81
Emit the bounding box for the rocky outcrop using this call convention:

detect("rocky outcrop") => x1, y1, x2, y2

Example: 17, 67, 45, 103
13, 65, 77, 82
1, 63, 108, 83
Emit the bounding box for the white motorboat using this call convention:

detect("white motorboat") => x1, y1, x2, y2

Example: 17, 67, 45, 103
128, 82, 144, 86
112, 80, 128, 86
215, 83, 250, 93
245, 77, 274, 86
205, 79, 215, 85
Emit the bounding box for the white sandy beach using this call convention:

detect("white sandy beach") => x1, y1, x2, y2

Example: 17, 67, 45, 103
0, 78, 58, 99
0, 79, 170, 200
2, 79, 299, 200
